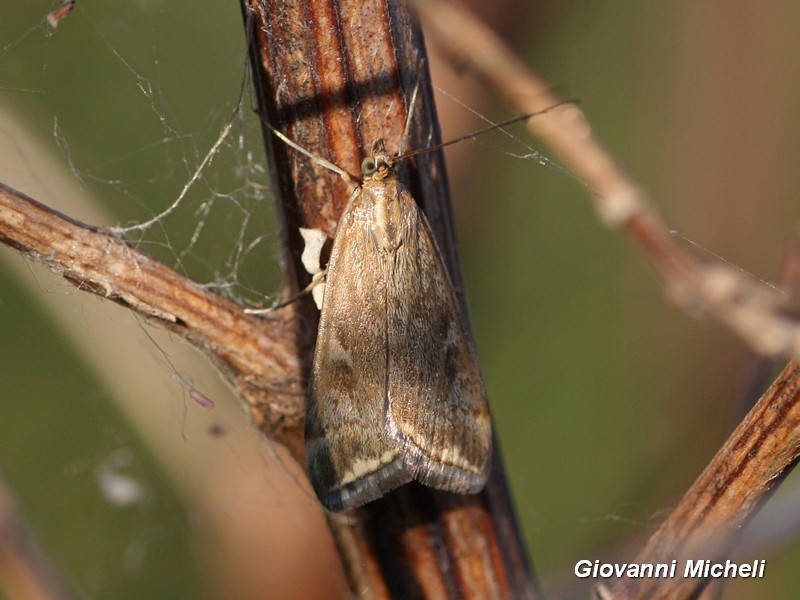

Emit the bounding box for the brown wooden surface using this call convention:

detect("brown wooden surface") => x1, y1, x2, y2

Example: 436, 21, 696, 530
241, 0, 537, 597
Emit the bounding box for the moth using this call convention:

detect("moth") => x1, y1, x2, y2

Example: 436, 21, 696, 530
305, 138, 492, 511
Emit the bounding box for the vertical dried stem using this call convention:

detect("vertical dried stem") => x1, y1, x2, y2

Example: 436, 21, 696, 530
241, 0, 536, 597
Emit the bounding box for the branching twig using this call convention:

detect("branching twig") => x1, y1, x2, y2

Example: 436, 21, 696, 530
0, 183, 306, 458
412, 0, 800, 361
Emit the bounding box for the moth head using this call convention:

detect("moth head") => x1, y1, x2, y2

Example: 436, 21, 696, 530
361, 138, 396, 181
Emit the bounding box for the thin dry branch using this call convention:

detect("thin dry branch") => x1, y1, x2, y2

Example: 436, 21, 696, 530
598, 360, 800, 599
0, 183, 306, 458
777, 227, 800, 305
739, 227, 800, 415
412, 0, 800, 360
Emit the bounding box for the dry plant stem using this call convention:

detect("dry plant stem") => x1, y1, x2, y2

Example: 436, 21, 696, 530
0, 183, 306, 458
243, 0, 535, 597
0, 473, 75, 600
412, 0, 800, 361
598, 360, 800, 599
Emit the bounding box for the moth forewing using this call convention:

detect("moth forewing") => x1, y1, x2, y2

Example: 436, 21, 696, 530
306, 139, 492, 511
305, 177, 412, 511
383, 186, 491, 492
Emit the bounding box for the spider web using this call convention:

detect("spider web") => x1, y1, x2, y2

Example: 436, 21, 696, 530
3, 2, 281, 307
0, 4, 306, 599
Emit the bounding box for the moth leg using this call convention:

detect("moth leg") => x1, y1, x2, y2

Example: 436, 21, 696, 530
244, 271, 327, 315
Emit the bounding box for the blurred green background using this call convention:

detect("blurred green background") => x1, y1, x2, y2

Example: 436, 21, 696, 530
2, 1, 800, 598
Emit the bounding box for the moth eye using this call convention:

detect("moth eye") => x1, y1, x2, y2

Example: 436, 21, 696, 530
361, 157, 377, 176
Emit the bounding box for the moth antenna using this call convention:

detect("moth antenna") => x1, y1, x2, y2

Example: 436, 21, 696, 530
398, 98, 580, 161
266, 123, 358, 191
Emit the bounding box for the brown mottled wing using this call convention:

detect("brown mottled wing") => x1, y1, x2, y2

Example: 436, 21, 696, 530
306, 187, 412, 511
385, 185, 492, 493
306, 177, 491, 511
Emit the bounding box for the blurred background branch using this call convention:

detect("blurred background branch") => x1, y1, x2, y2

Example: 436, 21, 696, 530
0, 471, 75, 600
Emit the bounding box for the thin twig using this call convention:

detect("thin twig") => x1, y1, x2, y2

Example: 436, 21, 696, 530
598, 360, 800, 599
411, 0, 800, 361
738, 227, 800, 416
0, 183, 306, 458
